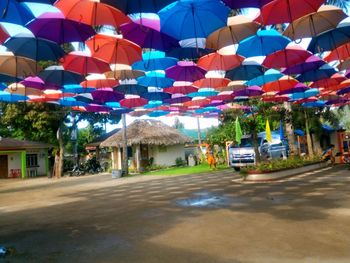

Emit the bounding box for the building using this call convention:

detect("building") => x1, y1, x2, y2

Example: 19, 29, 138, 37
100, 120, 192, 172
0, 138, 52, 178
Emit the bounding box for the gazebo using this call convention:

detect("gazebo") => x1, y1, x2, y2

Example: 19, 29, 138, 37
100, 119, 192, 172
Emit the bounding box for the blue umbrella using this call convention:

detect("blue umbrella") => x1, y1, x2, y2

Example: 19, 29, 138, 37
289, 88, 320, 101
100, 0, 174, 14
142, 51, 166, 60
0, 74, 22, 83
114, 84, 147, 95
38, 66, 84, 86
59, 97, 87, 107
137, 76, 174, 88
148, 110, 169, 117
0, 83, 6, 90
166, 47, 213, 60
0, 91, 27, 102
308, 23, 350, 53
225, 62, 265, 80
296, 65, 337, 82
141, 92, 171, 101
237, 30, 291, 57
144, 100, 163, 109
159, 0, 229, 40
105, 102, 121, 108
17, 0, 56, 4
188, 88, 219, 98
0, 0, 34, 25
132, 57, 178, 71
63, 84, 95, 94
302, 101, 325, 108
246, 69, 283, 86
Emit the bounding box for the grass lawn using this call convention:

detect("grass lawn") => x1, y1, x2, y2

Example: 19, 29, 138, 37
141, 163, 229, 176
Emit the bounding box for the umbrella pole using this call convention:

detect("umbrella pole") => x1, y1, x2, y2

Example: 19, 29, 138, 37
121, 113, 129, 176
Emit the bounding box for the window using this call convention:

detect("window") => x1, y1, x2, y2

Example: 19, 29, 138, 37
26, 154, 38, 167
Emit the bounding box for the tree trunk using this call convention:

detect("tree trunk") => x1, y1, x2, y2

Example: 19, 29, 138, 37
304, 110, 314, 158
252, 130, 261, 163
121, 113, 128, 176
284, 102, 297, 156
54, 122, 64, 178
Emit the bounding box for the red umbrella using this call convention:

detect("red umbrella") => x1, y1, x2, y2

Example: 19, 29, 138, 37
262, 94, 289, 102
183, 98, 211, 107
62, 51, 111, 75
255, 0, 324, 25
80, 78, 119, 89
197, 53, 244, 71
263, 46, 312, 68
310, 73, 346, 89
120, 97, 148, 108
164, 85, 198, 94
0, 24, 9, 44
55, 0, 130, 28
193, 78, 231, 89
324, 43, 350, 62
262, 76, 299, 92
86, 34, 142, 65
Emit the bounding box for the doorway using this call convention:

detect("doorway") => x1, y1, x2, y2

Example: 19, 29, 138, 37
0, 155, 8, 178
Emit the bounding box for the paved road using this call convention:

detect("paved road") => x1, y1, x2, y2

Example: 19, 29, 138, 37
1, 166, 350, 263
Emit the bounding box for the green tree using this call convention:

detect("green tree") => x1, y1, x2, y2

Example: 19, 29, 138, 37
173, 117, 184, 129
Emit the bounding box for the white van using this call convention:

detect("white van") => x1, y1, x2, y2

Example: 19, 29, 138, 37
229, 132, 287, 171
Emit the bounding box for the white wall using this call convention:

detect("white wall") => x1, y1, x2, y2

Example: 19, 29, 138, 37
7, 153, 22, 178
150, 144, 186, 166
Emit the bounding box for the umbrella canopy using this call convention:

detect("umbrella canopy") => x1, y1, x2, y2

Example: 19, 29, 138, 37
90, 89, 124, 104
222, 0, 273, 10
137, 75, 174, 88
166, 47, 213, 60
282, 56, 326, 75
20, 76, 59, 90
262, 76, 299, 92
225, 62, 265, 81
38, 65, 84, 86
120, 22, 180, 52
246, 69, 283, 86
262, 46, 313, 68
255, 0, 324, 25
233, 86, 263, 97
55, 0, 131, 28
310, 73, 346, 89
165, 94, 192, 104
4, 35, 65, 61
278, 83, 308, 95
105, 69, 145, 80
6, 83, 43, 97
324, 43, 350, 62
0, 0, 34, 25
289, 88, 320, 100
237, 29, 291, 57
164, 85, 198, 94
166, 61, 206, 82
141, 92, 171, 101
297, 64, 337, 82
120, 97, 148, 108
27, 12, 95, 44
193, 78, 231, 89
197, 53, 244, 71
0, 91, 28, 102
114, 84, 147, 95
206, 15, 260, 49
0, 24, 9, 44
0, 52, 39, 78
284, 5, 347, 40
148, 110, 169, 117
80, 78, 119, 89
63, 84, 95, 94
308, 23, 350, 53
100, 0, 174, 14
86, 34, 142, 65
62, 51, 111, 75
158, 0, 229, 40
132, 57, 178, 71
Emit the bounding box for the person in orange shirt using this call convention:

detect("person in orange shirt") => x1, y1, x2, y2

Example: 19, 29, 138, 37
206, 145, 217, 169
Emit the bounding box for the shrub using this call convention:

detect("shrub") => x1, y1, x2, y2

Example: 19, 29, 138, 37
175, 157, 186, 167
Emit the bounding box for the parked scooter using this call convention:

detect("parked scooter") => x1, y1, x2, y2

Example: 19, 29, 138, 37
69, 165, 85, 176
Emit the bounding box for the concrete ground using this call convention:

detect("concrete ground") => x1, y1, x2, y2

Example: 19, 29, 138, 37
1, 166, 350, 263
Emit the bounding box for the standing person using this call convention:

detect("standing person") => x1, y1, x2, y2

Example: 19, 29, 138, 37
206, 145, 217, 170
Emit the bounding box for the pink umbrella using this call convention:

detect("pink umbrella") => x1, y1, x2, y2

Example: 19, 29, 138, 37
165, 61, 206, 82
20, 76, 59, 90
62, 51, 111, 75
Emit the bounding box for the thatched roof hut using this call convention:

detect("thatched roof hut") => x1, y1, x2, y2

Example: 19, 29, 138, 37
100, 119, 192, 147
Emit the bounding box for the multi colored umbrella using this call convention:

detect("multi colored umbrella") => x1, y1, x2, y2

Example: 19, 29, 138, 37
206, 15, 260, 50
159, 0, 229, 40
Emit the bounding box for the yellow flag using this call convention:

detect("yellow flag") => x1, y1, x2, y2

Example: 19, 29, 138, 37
266, 119, 272, 143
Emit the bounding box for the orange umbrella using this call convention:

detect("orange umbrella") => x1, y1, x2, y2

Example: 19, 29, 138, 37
310, 73, 346, 89
197, 52, 244, 71
284, 5, 347, 40
55, 0, 130, 28
324, 43, 350, 62
104, 69, 145, 80
86, 34, 142, 65
183, 98, 210, 107
193, 78, 230, 88
206, 15, 260, 50
80, 78, 119, 89
262, 76, 299, 92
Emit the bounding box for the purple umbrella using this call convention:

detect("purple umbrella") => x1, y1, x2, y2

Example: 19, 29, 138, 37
337, 87, 350, 95
76, 89, 124, 104
27, 12, 96, 44
120, 22, 179, 51
233, 86, 263, 97
84, 104, 112, 112
277, 83, 308, 95
325, 98, 349, 105
282, 56, 326, 75
222, 0, 273, 9
165, 61, 206, 82
164, 94, 192, 104
20, 76, 59, 90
